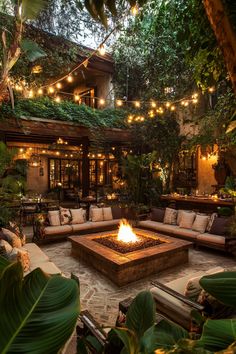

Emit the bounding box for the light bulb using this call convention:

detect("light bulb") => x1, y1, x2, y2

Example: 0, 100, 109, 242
29, 90, 34, 98
55, 96, 61, 103
38, 88, 43, 95
99, 98, 105, 105
208, 86, 215, 93
131, 4, 138, 15
151, 101, 156, 108
116, 99, 123, 106
170, 106, 176, 111
56, 82, 62, 89
134, 101, 140, 108
48, 86, 54, 94
67, 75, 73, 83
192, 98, 198, 104
99, 44, 106, 56
74, 94, 80, 101
165, 102, 170, 108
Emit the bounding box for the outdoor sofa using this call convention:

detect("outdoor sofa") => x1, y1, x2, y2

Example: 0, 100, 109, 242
138, 207, 236, 255
33, 205, 130, 243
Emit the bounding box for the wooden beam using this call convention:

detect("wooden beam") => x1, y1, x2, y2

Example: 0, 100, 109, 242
203, 0, 236, 95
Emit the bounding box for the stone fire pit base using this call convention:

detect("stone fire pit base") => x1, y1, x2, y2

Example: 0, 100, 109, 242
69, 229, 192, 286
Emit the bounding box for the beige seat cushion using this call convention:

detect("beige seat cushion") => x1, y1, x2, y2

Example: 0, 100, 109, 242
192, 214, 210, 233
71, 222, 94, 232
90, 219, 120, 229
44, 225, 73, 235
24, 243, 49, 264
172, 227, 199, 240
102, 207, 113, 221
29, 261, 61, 275
197, 233, 225, 245
70, 208, 85, 224
179, 211, 196, 229
48, 210, 61, 226
91, 208, 103, 222
163, 208, 177, 225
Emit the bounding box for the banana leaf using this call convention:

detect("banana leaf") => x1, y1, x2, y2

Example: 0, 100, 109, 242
199, 271, 236, 308
21, 0, 47, 20
0, 258, 80, 353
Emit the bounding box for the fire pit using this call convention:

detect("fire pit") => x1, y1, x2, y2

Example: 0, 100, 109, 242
69, 220, 192, 286
94, 219, 164, 253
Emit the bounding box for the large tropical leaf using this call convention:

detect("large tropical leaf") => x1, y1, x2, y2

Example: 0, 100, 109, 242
113, 327, 139, 354
21, 0, 48, 20
199, 271, 236, 308
0, 261, 80, 353
21, 39, 47, 62
140, 319, 189, 352
125, 290, 155, 338
198, 319, 236, 352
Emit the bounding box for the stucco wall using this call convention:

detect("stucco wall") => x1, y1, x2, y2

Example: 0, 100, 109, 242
27, 156, 48, 194
197, 149, 217, 195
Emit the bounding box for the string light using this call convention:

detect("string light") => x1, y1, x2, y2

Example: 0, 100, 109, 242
170, 106, 176, 111
192, 98, 198, 104
67, 75, 73, 83
99, 98, 105, 106
184, 101, 189, 107
48, 86, 54, 94
56, 82, 62, 89
37, 88, 43, 95
151, 101, 156, 108
165, 102, 170, 108
134, 101, 140, 108
55, 96, 61, 103
99, 44, 106, 56
29, 90, 34, 98
208, 86, 215, 93
74, 94, 80, 101
131, 4, 138, 15
116, 99, 123, 106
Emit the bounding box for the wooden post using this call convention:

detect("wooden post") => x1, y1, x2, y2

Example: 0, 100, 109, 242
82, 137, 90, 197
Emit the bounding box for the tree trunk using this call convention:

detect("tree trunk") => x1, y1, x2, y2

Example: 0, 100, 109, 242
203, 0, 236, 95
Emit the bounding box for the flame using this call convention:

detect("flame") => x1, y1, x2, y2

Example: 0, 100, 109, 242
117, 219, 139, 243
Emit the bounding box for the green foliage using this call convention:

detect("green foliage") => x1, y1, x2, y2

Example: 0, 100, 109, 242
113, 0, 226, 101
21, 39, 47, 62
121, 152, 163, 205
0, 255, 80, 354
0, 97, 128, 128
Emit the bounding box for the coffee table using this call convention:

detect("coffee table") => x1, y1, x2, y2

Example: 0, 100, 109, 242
69, 228, 192, 286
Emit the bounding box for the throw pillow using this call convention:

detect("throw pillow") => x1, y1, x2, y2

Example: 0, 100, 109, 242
206, 213, 218, 232
197, 290, 235, 319
209, 217, 230, 236
89, 205, 98, 221
111, 206, 123, 219
177, 210, 189, 225
0, 228, 22, 248
48, 210, 61, 226
0, 239, 13, 258
60, 207, 72, 225
91, 208, 103, 222
179, 211, 196, 229
8, 248, 30, 272
8, 222, 26, 246
184, 275, 203, 301
70, 208, 85, 224
150, 208, 165, 222
103, 207, 113, 221
163, 208, 178, 225
192, 214, 210, 233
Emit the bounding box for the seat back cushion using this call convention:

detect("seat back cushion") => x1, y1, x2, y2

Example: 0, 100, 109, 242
48, 210, 61, 226
192, 214, 210, 233
70, 208, 85, 224
209, 217, 230, 236
179, 211, 196, 229
206, 213, 218, 232
163, 208, 177, 225
0, 228, 22, 248
103, 207, 113, 221
151, 208, 165, 222
91, 208, 103, 222
111, 206, 123, 219
60, 207, 72, 225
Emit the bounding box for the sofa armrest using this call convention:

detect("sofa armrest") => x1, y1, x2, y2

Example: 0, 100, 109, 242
151, 281, 204, 311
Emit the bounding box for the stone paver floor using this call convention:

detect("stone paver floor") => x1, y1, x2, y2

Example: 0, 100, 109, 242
41, 241, 236, 327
